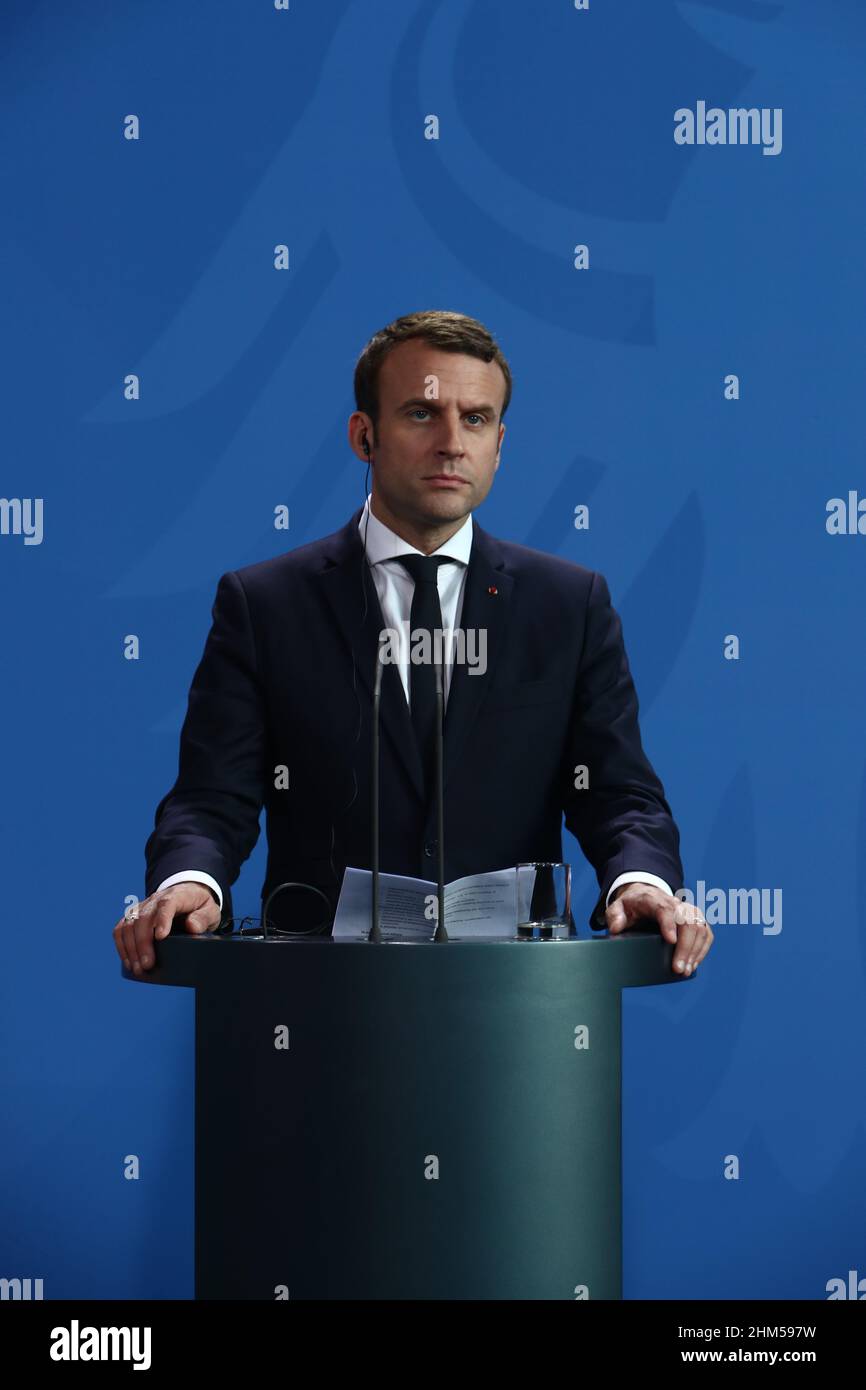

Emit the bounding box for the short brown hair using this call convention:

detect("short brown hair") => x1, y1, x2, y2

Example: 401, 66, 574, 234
354, 310, 513, 428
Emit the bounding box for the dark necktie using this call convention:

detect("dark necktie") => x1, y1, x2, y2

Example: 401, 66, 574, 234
395, 554, 448, 792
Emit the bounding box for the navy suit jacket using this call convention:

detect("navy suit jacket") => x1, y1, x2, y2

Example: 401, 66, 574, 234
144, 507, 684, 933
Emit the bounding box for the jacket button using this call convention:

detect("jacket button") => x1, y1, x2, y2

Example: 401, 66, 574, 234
424, 840, 438, 857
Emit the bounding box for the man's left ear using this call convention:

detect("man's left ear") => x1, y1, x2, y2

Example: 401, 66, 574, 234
495, 423, 505, 469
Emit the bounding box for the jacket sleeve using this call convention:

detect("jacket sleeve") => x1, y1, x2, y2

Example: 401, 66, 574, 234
561, 569, 684, 929
144, 571, 268, 925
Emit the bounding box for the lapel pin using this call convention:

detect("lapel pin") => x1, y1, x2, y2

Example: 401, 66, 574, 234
487, 585, 498, 595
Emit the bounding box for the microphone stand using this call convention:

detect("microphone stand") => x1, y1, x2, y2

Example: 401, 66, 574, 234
433, 658, 447, 942
369, 639, 385, 943
370, 638, 448, 943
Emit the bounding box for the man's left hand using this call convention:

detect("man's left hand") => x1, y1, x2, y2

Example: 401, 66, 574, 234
605, 883, 713, 977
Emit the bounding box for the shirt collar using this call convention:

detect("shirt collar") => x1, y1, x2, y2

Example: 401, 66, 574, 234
358, 495, 473, 567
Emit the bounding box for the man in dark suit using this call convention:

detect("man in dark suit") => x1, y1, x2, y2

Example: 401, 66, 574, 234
113, 311, 712, 976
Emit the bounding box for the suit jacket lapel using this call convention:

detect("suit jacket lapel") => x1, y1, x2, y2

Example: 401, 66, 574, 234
317, 510, 426, 801
442, 521, 511, 788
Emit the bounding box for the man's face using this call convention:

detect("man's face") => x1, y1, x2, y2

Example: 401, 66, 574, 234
359, 339, 507, 534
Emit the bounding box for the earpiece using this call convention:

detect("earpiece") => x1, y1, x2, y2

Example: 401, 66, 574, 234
362, 434, 370, 457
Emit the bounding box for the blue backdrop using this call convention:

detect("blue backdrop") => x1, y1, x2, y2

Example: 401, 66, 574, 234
2, 0, 864, 1300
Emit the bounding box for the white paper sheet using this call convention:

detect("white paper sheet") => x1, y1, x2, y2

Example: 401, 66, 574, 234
332, 866, 520, 941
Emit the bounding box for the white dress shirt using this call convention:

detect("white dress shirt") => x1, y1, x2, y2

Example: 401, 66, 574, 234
158, 499, 672, 915
357, 494, 473, 706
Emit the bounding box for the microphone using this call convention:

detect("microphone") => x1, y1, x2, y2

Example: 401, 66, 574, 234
369, 630, 386, 942
433, 656, 447, 942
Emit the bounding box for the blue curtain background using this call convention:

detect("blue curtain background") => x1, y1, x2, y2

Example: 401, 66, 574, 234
1, 0, 864, 1299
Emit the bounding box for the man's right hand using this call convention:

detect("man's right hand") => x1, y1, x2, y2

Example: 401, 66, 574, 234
113, 882, 222, 975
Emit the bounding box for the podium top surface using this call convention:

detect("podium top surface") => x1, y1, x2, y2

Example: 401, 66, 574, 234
122, 927, 691, 993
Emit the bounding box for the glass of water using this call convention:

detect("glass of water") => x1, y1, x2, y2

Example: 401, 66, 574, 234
515, 862, 572, 939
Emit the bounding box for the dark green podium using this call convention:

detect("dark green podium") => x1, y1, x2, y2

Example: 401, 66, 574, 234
123, 931, 687, 1299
